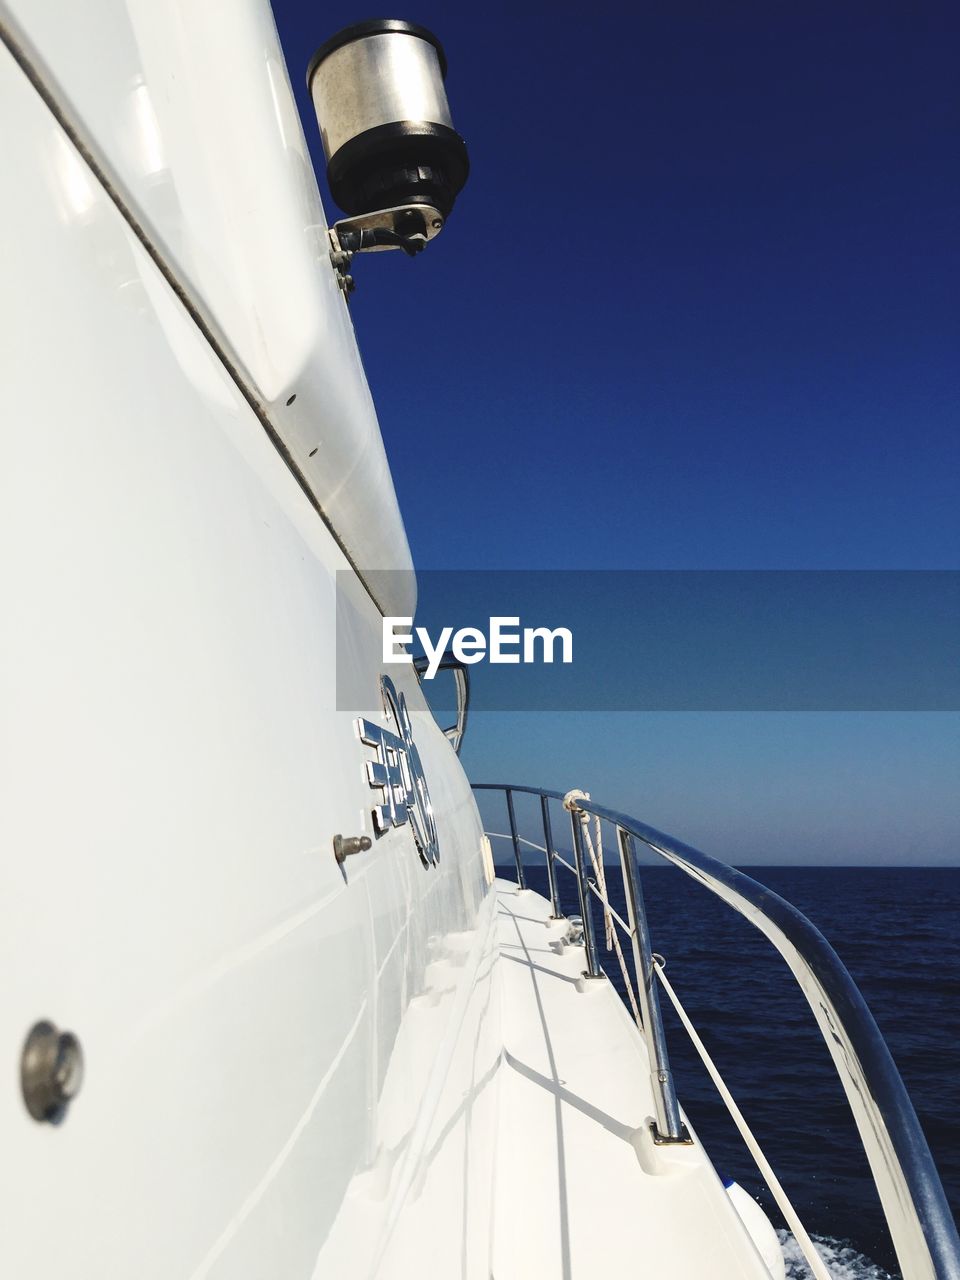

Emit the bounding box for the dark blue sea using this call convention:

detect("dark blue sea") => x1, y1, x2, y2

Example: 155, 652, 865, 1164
511, 863, 960, 1280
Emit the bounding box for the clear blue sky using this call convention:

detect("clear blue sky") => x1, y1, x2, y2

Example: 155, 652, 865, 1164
275, 2, 959, 863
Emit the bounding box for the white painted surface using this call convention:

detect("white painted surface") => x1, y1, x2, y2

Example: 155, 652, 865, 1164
728, 1182, 788, 1280
492, 881, 777, 1280
0, 0, 416, 615
0, 38, 489, 1277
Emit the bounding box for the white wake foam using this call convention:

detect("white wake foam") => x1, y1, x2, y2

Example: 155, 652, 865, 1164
778, 1230, 899, 1280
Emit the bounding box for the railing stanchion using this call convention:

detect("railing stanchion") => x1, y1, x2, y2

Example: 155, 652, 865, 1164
540, 795, 562, 918
617, 826, 684, 1142
505, 788, 526, 890
570, 806, 602, 978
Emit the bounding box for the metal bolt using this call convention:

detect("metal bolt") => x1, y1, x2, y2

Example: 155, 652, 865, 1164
334, 833, 372, 864
21, 1020, 84, 1123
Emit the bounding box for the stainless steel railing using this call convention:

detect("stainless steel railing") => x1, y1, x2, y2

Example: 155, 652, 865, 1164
472, 782, 960, 1280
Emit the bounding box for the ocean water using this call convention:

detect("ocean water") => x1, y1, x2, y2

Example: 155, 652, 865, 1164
514, 863, 960, 1279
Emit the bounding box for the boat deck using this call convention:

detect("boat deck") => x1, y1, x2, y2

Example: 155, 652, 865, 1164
491, 879, 773, 1279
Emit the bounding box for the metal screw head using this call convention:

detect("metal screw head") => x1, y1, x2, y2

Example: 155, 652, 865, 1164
21, 1020, 84, 1123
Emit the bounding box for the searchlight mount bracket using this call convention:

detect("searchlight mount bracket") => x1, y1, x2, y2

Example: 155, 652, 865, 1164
328, 203, 445, 297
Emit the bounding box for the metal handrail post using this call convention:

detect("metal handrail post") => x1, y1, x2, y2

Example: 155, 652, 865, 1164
569, 807, 602, 978
617, 827, 684, 1141
540, 794, 562, 918
505, 788, 526, 889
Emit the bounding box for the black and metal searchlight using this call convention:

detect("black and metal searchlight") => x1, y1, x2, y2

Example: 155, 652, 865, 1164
308, 19, 469, 286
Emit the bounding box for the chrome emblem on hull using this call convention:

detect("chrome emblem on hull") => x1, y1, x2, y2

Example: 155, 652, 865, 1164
356, 675, 440, 867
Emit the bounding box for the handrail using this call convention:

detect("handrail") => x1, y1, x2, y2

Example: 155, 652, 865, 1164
472, 782, 960, 1280
413, 649, 470, 756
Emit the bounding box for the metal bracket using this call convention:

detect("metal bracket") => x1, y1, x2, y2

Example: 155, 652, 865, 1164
651, 1120, 694, 1146
328, 229, 355, 298
328, 205, 444, 298
333, 203, 444, 253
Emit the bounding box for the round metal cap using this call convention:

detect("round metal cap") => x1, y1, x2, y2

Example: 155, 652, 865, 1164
307, 19, 448, 87
21, 1020, 85, 1123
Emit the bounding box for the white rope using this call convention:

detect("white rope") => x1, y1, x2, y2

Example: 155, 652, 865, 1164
485, 830, 548, 855
653, 958, 832, 1280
